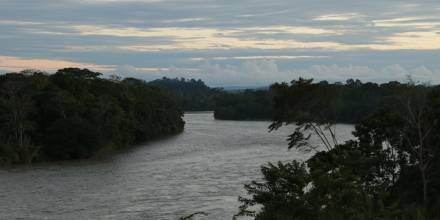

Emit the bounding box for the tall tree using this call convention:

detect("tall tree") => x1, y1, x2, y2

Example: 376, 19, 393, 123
0, 76, 38, 163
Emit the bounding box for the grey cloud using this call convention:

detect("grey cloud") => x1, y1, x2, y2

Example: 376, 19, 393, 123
1, 0, 440, 84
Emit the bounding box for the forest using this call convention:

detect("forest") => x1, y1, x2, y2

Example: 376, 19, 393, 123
236, 78, 440, 219
146, 78, 272, 119
134, 77, 414, 123
214, 79, 426, 123
214, 89, 272, 120
0, 68, 184, 165
147, 77, 220, 111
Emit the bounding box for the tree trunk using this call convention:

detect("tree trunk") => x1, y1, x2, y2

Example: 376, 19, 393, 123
421, 168, 428, 206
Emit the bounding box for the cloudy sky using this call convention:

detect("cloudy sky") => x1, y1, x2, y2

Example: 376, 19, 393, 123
0, 0, 439, 86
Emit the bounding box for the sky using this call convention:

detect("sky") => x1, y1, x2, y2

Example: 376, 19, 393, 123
0, 0, 439, 86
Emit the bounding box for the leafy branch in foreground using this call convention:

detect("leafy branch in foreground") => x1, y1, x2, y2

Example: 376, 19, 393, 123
270, 78, 340, 151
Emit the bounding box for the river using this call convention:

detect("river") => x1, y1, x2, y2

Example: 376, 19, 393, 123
0, 112, 354, 220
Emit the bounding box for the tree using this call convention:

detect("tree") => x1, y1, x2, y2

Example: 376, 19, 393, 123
270, 78, 340, 151
0, 69, 185, 165
237, 78, 440, 219
382, 82, 439, 206
56, 68, 102, 79
0, 76, 38, 164
236, 141, 401, 220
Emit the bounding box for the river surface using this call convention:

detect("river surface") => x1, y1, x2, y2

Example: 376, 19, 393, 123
0, 112, 354, 220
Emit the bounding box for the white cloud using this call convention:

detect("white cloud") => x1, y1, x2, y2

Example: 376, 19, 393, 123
0, 55, 115, 73
161, 17, 211, 24
188, 56, 328, 61
34, 24, 440, 52
0, 20, 43, 26
313, 13, 365, 21
380, 31, 440, 50
373, 16, 440, 29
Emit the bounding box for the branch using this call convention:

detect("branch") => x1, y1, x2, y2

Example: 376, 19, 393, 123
179, 212, 209, 220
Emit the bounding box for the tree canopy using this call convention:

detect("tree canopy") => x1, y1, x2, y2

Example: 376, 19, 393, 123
216, 78, 417, 123
0, 69, 184, 165
147, 77, 220, 111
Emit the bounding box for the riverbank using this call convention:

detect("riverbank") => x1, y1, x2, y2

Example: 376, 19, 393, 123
0, 112, 354, 219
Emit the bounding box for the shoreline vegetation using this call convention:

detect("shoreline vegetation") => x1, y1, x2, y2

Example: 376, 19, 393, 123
213, 79, 433, 123
0, 68, 184, 166
150, 76, 433, 125
235, 78, 440, 219
1, 69, 435, 166
2, 68, 440, 219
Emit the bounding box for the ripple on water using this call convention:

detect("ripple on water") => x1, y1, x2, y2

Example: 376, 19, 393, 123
0, 112, 354, 220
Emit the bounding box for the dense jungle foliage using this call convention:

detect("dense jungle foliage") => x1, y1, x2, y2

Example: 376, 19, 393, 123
0, 68, 184, 165
147, 77, 219, 111
237, 78, 440, 220
214, 89, 272, 120
214, 79, 421, 123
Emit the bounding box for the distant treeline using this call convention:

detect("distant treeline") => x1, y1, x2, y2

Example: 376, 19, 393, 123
214, 89, 272, 120
145, 77, 430, 123
147, 77, 273, 120
214, 78, 430, 123
147, 77, 220, 111
0, 68, 184, 165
